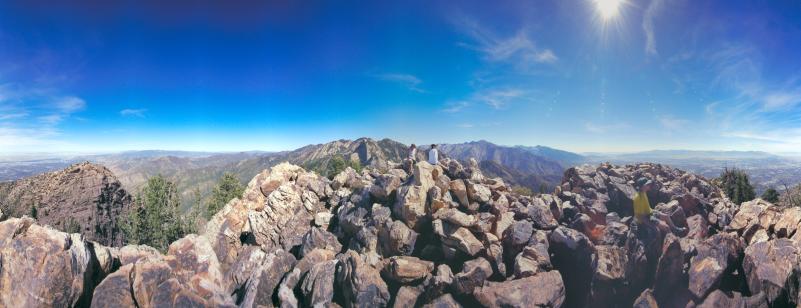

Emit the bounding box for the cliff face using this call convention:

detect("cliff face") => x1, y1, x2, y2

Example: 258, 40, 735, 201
2, 160, 800, 307
0, 162, 131, 246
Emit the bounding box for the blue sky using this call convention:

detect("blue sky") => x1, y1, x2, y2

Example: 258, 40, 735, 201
1, 0, 801, 153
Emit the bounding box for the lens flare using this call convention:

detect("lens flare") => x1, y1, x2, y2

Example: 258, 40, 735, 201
594, 0, 624, 20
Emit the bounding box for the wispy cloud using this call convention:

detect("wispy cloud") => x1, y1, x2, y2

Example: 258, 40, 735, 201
659, 115, 688, 131
120, 108, 148, 117
375, 73, 426, 93
441, 87, 530, 113
457, 19, 557, 71
442, 101, 469, 113
584, 122, 630, 134
477, 88, 525, 109
642, 0, 665, 57
0, 83, 86, 151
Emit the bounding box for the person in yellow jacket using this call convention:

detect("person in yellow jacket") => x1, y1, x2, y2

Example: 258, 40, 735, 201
633, 177, 686, 235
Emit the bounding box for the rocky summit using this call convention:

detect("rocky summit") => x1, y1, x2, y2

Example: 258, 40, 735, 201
1, 159, 801, 307
0, 162, 132, 246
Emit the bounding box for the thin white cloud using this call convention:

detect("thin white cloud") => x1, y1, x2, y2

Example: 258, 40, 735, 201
120, 108, 148, 117
478, 89, 525, 109
659, 115, 688, 131
643, 0, 664, 57
457, 19, 557, 71
0, 83, 86, 152
442, 87, 530, 113
761, 91, 801, 111
584, 122, 630, 134
442, 101, 469, 113
375, 73, 426, 93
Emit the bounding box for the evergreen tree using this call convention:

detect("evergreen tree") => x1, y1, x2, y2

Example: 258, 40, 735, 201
205, 173, 245, 219
29, 203, 37, 219
120, 175, 190, 251
761, 188, 780, 203
719, 168, 756, 205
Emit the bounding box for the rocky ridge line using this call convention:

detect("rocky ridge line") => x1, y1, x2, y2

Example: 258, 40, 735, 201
0, 159, 800, 307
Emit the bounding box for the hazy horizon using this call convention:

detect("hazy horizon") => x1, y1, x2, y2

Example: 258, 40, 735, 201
2, 1, 801, 154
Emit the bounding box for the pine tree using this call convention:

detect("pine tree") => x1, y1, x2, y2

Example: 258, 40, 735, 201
761, 188, 779, 203
719, 168, 755, 205
120, 175, 189, 251
205, 173, 245, 219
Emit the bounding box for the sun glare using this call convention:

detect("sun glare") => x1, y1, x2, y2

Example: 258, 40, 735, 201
594, 0, 624, 20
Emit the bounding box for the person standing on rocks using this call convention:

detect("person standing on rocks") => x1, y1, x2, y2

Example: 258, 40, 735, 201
634, 178, 687, 236
408, 144, 418, 162
428, 144, 440, 165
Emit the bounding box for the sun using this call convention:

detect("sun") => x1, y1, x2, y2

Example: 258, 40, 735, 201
594, 0, 624, 20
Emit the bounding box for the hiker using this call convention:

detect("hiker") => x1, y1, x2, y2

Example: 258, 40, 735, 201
408, 144, 417, 162
633, 177, 687, 236
428, 144, 439, 165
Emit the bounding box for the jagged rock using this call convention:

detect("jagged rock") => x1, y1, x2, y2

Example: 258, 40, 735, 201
774, 206, 801, 238
432, 207, 477, 227
698, 290, 747, 308
422, 294, 462, 308
433, 219, 484, 257
382, 256, 435, 284
653, 233, 685, 300
164, 234, 231, 305
513, 244, 551, 278
502, 220, 534, 263
590, 245, 629, 304
277, 269, 301, 308
370, 173, 402, 202
474, 271, 566, 308
687, 214, 709, 239
238, 249, 297, 308
301, 260, 338, 306
688, 233, 743, 300
90, 264, 136, 308
393, 286, 423, 308
0, 217, 99, 307
337, 250, 390, 307
112, 244, 162, 266
132, 260, 173, 308
314, 211, 334, 228
0, 162, 132, 246
377, 219, 418, 256
421, 264, 454, 301
549, 226, 595, 308
453, 257, 493, 295
300, 227, 343, 257
743, 238, 801, 306
466, 181, 491, 204
394, 185, 428, 231
450, 179, 469, 207
632, 289, 658, 308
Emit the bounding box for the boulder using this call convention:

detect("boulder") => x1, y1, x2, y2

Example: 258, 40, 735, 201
453, 257, 493, 295
688, 233, 743, 300
0, 217, 99, 307
237, 250, 297, 308
549, 226, 595, 308
433, 219, 484, 257
393, 286, 423, 308
90, 264, 136, 308
300, 260, 339, 306
382, 256, 435, 284
449, 180, 469, 207
337, 250, 391, 307
474, 271, 566, 308
632, 289, 658, 308
466, 181, 491, 204
394, 185, 428, 231
377, 219, 418, 256
422, 294, 462, 308
513, 244, 551, 278
590, 245, 629, 304
743, 239, 801, 306
300, 227, 343, 257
